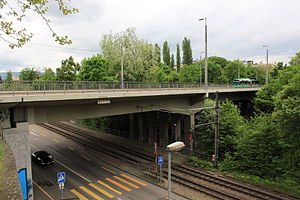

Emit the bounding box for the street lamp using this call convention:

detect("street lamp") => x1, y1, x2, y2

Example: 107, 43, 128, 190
198, 18, 208, 94
121, 45, 124, 89
200, 51, 205, 86
262, 45, 269, 84
166, 141, 185, 200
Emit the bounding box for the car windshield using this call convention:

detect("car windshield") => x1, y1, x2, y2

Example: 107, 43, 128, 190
36, 151, 50, 157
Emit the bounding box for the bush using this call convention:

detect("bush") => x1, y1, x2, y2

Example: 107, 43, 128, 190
187, 156, 213, 169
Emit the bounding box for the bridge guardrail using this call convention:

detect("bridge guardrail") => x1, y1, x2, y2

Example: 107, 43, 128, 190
0, 81, 262, 95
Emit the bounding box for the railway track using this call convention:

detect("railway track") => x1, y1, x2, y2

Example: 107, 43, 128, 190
37, 122, 299, 200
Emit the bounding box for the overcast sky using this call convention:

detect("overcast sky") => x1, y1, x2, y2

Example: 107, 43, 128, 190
1, 0, 299, 72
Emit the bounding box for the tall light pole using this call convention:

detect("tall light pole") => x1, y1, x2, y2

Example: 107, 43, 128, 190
198, 18, 208, 93
120, 45, 124, 89
166, 141, 185, 200
200, 51, 205, 86
262, 45, 269, 84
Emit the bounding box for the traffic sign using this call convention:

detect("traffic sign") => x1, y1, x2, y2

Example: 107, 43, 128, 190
57, 172, 66, 183
158, 156, 164, 165
59, 182, 64, 190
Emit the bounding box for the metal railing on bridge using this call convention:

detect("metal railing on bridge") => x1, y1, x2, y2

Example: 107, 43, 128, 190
0, 81, 262, 95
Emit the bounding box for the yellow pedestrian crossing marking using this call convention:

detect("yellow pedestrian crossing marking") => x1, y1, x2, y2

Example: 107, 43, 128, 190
97, 180, 122, 195
70, 189, 89, 200
68, 146, 74, 150
80, 186, 104, 200
114, 176, 140, 189
41, 133, 47, 137
89, 183, 114, 198
120, 174, 147, 186
106, 178, 131, 191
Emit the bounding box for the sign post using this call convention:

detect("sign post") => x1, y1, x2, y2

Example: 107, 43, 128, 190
158, 156, 164, 184
154, 142, 158, 176
57, 172, 66, 200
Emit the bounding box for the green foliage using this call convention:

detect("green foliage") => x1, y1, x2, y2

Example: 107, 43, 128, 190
77, 55, 117, 81
1, 0, 78, 48
56, 56, 79, 81
170, 54, 175, 68
5, 71, 12, 81
154, 44, 161, 64
163, 41, 170, 65
176, 43, 181, 70
182, 37, 193, 65
19, 67, 39, 81
150, 64, 178, 82
100, 28, 158, 81
41, 68, 56, 81
187, 156, 213, 169
225, 115, 283, 177
218, 100, 245, 159
178, 64, 199, 83
289, 52, 300, 66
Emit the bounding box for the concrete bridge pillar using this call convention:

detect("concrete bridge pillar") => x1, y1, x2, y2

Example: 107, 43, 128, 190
3, 122, 33, 200
159, 112, 169, 147
129, 114, 135, 140
175, 116, 182, 141
138, 113, 144, 142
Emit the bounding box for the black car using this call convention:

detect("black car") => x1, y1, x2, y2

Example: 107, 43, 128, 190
31, 151, 54, 166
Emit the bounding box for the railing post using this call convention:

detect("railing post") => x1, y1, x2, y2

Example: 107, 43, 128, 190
27, 82, 29, 96
64, 82, 66, 94
43, 82, 46, 95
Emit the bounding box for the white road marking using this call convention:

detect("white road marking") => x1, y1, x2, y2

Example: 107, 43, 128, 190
30, 145, 91, 183
30, 132, 39, 136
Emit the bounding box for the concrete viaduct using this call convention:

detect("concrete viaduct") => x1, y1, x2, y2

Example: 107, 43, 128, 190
0, 81, 261, 199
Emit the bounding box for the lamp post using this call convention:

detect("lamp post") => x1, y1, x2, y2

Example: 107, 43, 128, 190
166, 141, 185, 200
262, 45, 269, 84
200, 51, 205, 86
198, 18, 208, 93
121, 45, 124, 89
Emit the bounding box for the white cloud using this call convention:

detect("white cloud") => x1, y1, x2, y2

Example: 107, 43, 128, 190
1, 0, 299, 71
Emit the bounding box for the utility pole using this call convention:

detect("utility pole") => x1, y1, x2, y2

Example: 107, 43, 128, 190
121, 45, 124, 89
214, 91, 220, 169
262, 45, 269, 84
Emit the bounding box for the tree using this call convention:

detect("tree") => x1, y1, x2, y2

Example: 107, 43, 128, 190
289, 52, 300, 66
176, 43, 181, 70
178, 64, 199, 83
77, 55, 117, 81
170, 54, 175, 68
222, 60, 247, 82
41, 68, 56, 81
155, 43, 161, 64
5, 71, 13, 81
100, 28, 158, 81
19, 67, 39, 81
0, 0, 78, 48
163, 41, 170, 65
56, 56, 79, 81
182, 37, 193, 65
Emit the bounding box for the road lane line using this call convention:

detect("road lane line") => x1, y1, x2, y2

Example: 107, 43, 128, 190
70, 189, 89, 200
55, 160, 92, 183
113, 176, 140, 189
30, 132, 39, 136
89, 183, 114, 198
100, 166, 116, 174
33, 181, 55, 200
31, 145, 41, 151
68, 146, 74, 150
81, 154, 90, 161
97, 180, 122, 195
51, 138, 60, 143
41, 133, 48, 137
80, 186, 104, 200
30, 145, 92, 183
119, 174, 147, 186
105, 178, 131, 191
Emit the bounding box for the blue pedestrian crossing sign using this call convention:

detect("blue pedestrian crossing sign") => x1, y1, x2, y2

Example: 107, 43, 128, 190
57, 172, 66, 183
158, 156, 164, 165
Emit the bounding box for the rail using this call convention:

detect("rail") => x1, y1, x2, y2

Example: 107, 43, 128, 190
0, 81, 262, 95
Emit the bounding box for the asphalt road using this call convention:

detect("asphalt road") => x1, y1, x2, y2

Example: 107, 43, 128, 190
29, 124, 186, 200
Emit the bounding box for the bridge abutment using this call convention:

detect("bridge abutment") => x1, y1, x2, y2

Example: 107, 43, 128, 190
3, 122, 33, 200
